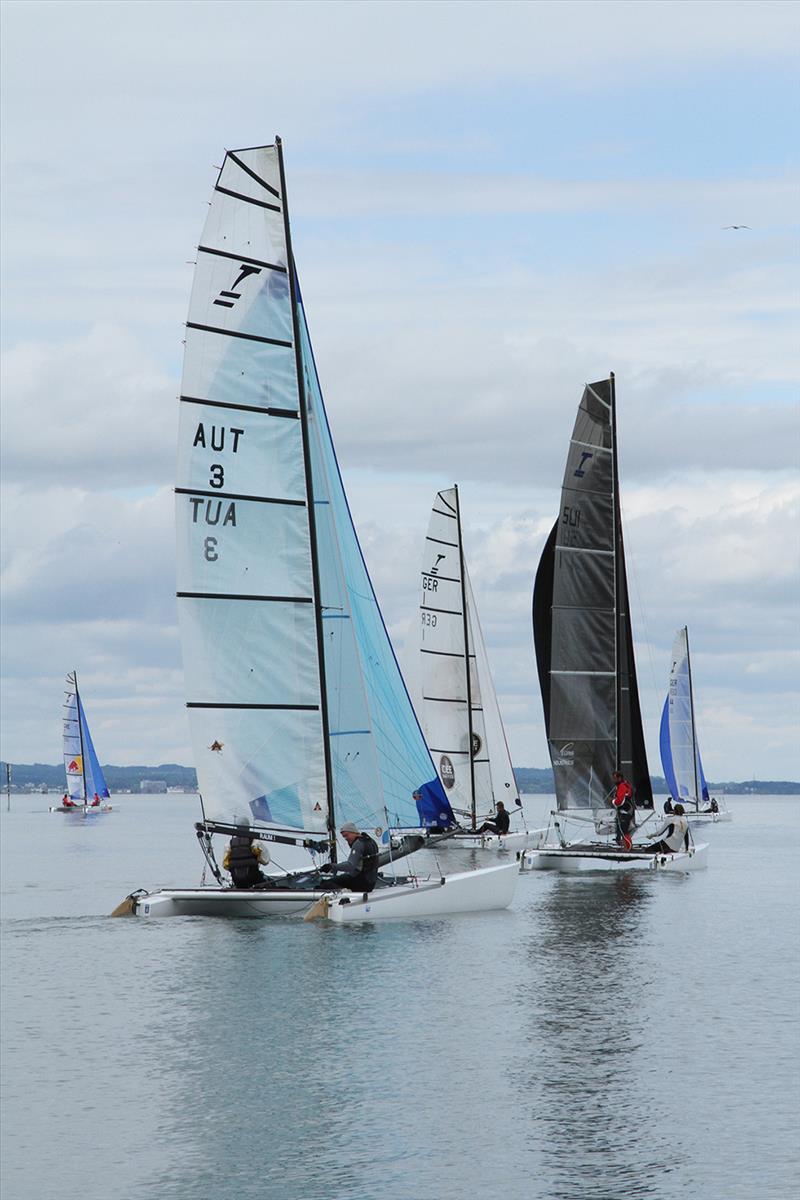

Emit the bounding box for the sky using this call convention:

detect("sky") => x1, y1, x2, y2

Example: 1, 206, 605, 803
1, 0, 798, 781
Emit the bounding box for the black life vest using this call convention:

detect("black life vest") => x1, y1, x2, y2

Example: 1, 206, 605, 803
494, 808, 510, 834
228, 836, 262, 889
349, 833, 379, 892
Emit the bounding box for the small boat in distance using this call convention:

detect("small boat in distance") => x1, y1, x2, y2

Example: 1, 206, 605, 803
415, 485, 544, 851
119, 140, 517, 920
51, 673, 113, 815
521, 376, 707, 873
660, 626, 732, 824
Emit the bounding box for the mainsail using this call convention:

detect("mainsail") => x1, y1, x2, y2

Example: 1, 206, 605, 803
176, 140, 448, 846
63, 673, 111, 804
532, 377, 653, 812
659, 626, 709, 810
418, 486, 519, 827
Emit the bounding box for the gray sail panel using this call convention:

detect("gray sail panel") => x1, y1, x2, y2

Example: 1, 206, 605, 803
547, 383, 616, 808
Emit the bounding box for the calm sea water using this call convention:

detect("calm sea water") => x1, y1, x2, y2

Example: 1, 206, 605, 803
1, 793, 797, 1200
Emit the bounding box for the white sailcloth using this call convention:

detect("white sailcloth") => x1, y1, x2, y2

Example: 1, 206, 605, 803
418, 487, 519, 824
176, 146, 327, 834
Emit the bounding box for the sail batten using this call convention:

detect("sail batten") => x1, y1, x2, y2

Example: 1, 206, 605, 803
533, 379, 653, 812
417, 486, 520, 825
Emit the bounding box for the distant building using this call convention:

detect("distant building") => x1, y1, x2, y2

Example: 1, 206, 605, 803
139, 780, 167, 794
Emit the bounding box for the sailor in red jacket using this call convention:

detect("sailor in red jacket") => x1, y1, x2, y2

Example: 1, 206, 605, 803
611, 770, 635, 850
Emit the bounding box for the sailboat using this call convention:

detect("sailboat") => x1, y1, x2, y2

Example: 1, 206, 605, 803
660, 626, 732, 824
520, 376, 707, 872
50, 672, 113, 815
415, 485, 544, 850
120, 140, 517, 920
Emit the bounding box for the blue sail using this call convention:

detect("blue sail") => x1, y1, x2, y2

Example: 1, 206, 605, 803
297, 286, 454, 837
79, 695, 110, 800
659, 696, 679, 802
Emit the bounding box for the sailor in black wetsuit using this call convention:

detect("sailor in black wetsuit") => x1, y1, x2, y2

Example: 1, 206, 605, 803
223, 825, 268, 889
476, 800, 511, 835
318, 821, 379, 893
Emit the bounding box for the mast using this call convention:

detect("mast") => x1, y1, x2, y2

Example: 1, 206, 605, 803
454, 484, 477, 828
74, 672, 87, 806
276, 137, 338, 860
685, 626, 701, 809
609, 372, 622, 778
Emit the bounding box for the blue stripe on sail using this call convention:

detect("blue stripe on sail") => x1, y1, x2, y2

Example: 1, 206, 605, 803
78, 696, 110, 799
659, 696, 679, 802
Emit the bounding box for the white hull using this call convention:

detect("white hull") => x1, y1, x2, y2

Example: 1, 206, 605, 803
127, 862, 518, 921
685, 809, 732, 824
49, 804, 113, 815
520, 843, 708, 873
326, 862, 518, 921
439, 828, 547, 852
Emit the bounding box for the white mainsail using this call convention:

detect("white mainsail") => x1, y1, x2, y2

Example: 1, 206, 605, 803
417, 487, 520, 827
660, 626, 708, 809
176, 141, 445, 845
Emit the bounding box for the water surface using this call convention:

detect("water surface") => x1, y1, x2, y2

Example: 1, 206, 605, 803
1, 794, 797, 1200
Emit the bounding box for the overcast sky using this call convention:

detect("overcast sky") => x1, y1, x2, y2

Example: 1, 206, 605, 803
1, 0, 798, 781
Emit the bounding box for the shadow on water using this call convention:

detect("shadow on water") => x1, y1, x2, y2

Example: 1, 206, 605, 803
511, 873, 669, 1200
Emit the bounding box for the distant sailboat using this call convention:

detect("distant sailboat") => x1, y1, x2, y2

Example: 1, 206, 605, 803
660, 627, 732, 823
521, 377, 707, 872
416, 485, 544, 850
51, 673, 113, 815
120, 140, 517, 919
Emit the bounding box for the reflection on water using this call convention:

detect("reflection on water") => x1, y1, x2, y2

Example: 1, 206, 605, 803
514, 874, 665, 1199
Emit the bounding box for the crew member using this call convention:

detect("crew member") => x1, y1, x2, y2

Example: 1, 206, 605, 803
646, 803, 690, 854
611, 771, 635, 850
62, 794, 77, 808
476, 800, 511, 836
318, 822, 379, 893
223, 825, 268, 889
90, 794, 101, 807
663, 797, 674, 814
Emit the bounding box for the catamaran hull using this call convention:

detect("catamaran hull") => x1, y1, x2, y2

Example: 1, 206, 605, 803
326, 862, 518, 921
520, 844, 708, 873
127, 863, 518, 921
685, 810, 732, 825
439, 828, 547, 852
49, 804, 113, 815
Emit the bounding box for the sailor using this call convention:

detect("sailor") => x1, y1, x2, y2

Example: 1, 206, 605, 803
62, 794, 77, 808
611, 771, 635, 850
90, 794, 101, 807
646, 803, 690, 854
223, 825, 268, 889
663, 797, 674, 814
318, 822, 379, 893
476, 800, 511, 836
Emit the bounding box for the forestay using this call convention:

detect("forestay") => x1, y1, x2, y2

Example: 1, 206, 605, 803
659, 626, 709, 810
533, 378, 652, 812
418, 487, 518, 826
176, 142, 447, 844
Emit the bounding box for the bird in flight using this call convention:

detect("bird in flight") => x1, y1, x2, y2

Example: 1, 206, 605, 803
722, 225, 751, 230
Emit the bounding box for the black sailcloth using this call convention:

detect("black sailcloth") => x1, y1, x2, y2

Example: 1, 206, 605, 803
532, 378, 652, 811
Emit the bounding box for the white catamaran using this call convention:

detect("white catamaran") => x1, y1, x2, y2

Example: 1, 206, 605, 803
120, 140, 517, 920
521, 377, 707, 872
660, 626, 731, 824
415, 485, 544, 851
51, 672, 113, 815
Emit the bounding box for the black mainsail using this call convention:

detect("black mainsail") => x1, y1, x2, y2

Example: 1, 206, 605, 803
533, 376, 653, 812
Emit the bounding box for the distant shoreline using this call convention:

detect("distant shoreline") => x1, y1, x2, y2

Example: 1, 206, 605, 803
2, 761, 798, 796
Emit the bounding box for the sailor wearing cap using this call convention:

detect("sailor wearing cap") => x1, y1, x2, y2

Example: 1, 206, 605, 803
318, 821, 380, 893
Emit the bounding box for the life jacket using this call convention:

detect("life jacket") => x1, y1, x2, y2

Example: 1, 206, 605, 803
348, 833, 379, 892
228, 836, 262, 888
